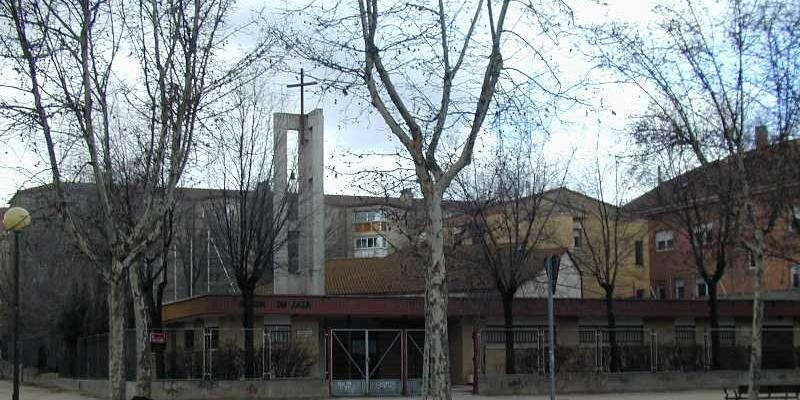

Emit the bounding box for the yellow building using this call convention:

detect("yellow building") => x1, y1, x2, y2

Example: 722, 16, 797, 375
544, 188, 651, 299
452, 187, 651, 299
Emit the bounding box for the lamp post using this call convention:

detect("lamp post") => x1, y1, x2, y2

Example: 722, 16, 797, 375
4, 207, 31, 400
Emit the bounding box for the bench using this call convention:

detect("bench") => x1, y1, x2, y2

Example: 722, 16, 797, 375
724, 385, 800, 400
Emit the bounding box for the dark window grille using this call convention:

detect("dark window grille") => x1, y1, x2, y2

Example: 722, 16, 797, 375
204, 327, 219, 350
718, 328, 736, 347
265, 325, 291, 346
579, 327, 644, 346
184, 330, 195, 349
675, 326, 696, 345
485, 328, 541, 345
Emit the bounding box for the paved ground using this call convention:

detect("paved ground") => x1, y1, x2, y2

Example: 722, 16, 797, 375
0, 380, 98, 399
447, 386, 722, 400
0, 380, 722, 400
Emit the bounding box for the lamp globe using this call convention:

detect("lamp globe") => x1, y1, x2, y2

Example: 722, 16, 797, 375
3, 207, 31, 232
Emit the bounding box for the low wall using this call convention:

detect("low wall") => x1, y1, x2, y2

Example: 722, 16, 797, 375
34, 375, 327, 399
478, 370, 800, 395
0, 361, 39, 381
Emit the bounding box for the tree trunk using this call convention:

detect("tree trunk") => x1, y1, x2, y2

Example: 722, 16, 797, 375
502, 293, 516, 374
143, 271, 167, 379
605, 289, 620, 372
708, 281, 721, 369
108, 265, 127, 400
422, 191, 451, 400
153, 285, 166, 379
242, 288, 256, 379
129, 262, 152, 398
747, 232, 766, 400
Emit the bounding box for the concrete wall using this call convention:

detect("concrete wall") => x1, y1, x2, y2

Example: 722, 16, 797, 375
477, 370, 800, 395
292, 316, 322, 378
35, 375, 327, 400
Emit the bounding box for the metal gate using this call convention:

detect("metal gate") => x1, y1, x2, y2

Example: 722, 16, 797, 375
327, 329, 424, 396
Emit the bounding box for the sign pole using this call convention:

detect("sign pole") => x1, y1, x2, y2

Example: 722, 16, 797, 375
546, 256, 557, 400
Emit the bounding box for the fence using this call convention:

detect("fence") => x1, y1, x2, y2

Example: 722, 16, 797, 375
477, 326, 800, 374
10, 335, 64, 374
63, 328, 317, 380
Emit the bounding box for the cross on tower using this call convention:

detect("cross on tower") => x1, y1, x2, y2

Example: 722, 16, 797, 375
286, 68, 317, 187
286, 68, 318, 127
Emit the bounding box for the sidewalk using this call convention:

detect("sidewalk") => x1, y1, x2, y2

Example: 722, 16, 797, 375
339, 386, 723, 400
452, 390, 722, 400
0, 380, 97, 399
0, 380, 722, 400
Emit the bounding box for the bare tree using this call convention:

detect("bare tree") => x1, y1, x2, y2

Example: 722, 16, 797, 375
634, 152, 743, 369
0, 0, 270, 397
453, 140, 563, 374
594, 0, 800, 395
276, 1, 575, 395
570, 158, 646, 372
136, 207, 177, 379
0, 194, 107, 374
206, 81, 290, 379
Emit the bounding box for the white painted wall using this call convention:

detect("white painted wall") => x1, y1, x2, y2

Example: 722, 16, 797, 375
515, 254, 582, 298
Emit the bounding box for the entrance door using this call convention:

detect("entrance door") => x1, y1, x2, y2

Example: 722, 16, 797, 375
405, 329, 424, 395
328, 329, 422, 396
763, 327, 794, 369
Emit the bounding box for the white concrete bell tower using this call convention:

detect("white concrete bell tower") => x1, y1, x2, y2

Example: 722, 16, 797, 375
273, 109, 325, 295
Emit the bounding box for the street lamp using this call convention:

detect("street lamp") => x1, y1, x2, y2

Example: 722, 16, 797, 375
4, 207, 31, 400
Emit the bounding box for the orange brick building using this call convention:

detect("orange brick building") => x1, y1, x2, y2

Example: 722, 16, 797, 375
626, 141, 800, 300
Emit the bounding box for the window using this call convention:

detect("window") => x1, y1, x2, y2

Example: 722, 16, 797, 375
790, 206, 800, 232
792, 265, 800, 290
184, 330, 195, 349
697, 279, 708, 298
675, 325, 696, 345
747, 251, 757, 270
354, 210, 385, 224
675, 279, 685, 299
718, 326, 736, 346
572, 218, 583, 248
288, 195, 299, 221
656, 281, 667, 299
579, 328, 601, 345
694, 223, 714, 247
579, 326, 644, 346
204, 327, 219, 350
354, 221, 388, 232
655, 230, 674, 251
265, 325, 291, 347
634, 240, 644, 266
485, 327, 541, 346
288, 230, 300, 273
354, 236, 386, 249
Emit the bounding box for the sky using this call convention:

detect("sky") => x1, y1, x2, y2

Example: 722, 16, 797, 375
0, 0, 672, 207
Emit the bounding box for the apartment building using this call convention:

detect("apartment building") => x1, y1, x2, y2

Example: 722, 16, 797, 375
626, 139, 800, 300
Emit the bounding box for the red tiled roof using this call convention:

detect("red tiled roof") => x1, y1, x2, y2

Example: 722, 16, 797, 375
324, 246, 568, 295
326, 251, 423, 295
625, 140, 800, 215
